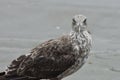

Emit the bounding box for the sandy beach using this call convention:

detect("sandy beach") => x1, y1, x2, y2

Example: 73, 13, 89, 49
0, 0, 120, 80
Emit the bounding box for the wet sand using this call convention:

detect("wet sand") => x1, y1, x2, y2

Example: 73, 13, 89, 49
0, 0, 120, 80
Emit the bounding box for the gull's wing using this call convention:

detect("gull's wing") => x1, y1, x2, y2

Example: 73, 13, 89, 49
17, 35, 76, 79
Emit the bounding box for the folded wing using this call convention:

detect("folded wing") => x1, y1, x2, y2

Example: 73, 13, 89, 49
17, 36, 76, 79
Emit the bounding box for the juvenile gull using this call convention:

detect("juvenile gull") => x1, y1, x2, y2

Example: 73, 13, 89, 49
0, 14, 92, 80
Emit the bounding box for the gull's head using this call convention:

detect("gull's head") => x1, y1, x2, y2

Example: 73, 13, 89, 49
72, 15, 87, 32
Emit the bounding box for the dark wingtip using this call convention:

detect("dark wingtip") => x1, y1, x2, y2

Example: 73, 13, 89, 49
0, 72, 6, 80
0, 72, 5, 76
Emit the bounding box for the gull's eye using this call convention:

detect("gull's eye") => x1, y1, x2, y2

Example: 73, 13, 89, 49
72, 19, 76, 23
72, 19, 76, 25
83, 19, 87, 25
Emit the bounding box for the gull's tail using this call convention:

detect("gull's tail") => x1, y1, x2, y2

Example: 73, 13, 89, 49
0, 71, 38, 80
0, 54, 38, 80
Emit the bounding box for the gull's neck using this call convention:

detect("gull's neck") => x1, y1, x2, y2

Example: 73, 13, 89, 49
70, 30, 86, 40
70, 29, 92, 49
70, 29, 90, 49
69, 29, 92, 57
69, 30, 85, 56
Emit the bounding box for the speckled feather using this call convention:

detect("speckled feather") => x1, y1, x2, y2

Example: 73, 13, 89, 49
0, 14, 92, 80
16, 35, 77, 79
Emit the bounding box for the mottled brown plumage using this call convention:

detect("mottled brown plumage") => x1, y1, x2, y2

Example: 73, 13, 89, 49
0, 14, 92, 80
17, 35, 76, 79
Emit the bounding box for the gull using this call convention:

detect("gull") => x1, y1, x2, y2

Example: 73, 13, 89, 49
0, 14, 92, 80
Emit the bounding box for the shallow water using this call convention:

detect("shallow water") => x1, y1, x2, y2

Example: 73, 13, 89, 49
0, 0, 120, 80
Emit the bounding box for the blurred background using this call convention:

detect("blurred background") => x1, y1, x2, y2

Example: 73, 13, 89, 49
0, 0, 120, 80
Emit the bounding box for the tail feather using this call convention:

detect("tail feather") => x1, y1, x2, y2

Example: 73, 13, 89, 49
6, 55, 26, 75
0, 55, 35, 80
0, 72, 5, 80
0, 72, 5, 76
0, 72, 39, 80
0, 55, 39, 80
